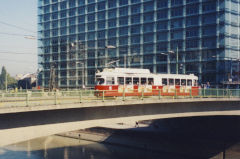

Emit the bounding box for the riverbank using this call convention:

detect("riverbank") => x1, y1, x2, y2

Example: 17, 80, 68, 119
57, 117, 240, 159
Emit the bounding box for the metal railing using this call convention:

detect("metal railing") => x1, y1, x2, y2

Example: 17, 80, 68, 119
0, 88, 240, 108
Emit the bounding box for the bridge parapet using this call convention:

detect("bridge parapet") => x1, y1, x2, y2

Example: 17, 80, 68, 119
0, 88, 239, 108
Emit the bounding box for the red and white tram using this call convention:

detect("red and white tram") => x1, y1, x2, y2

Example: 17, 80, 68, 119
95, 68, 199, 97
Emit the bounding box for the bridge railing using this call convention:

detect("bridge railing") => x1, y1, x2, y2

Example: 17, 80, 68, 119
0, 88, 240, 108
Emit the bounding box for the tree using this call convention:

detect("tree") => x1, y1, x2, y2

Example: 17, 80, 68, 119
0, 66, 17, 90
0, 66, 7, 90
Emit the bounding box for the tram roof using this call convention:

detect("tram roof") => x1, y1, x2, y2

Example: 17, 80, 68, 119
97, 68, 198, 79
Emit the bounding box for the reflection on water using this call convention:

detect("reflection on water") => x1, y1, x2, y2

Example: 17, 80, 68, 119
0, 135, 190, 159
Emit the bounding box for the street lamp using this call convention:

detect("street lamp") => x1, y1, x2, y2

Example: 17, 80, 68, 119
212, 56, 240, 88
76, 61, 85, 89
160, 48, 179, 74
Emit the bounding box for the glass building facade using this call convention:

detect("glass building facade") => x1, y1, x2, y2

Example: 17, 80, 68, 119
38, 0, 240, 88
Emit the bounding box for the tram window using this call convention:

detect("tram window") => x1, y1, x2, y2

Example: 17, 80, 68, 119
126, 77, 132, 85
148, 78, 154, 85
187, 79, 192, 86
194, 80, 198, 86
106, 77, 114, 85
162, 78, 167, 85
181, 79, 186, 86
97, 78, 105, 85
169, 79, 174, 85
118, 77, 124, 85
141, 78, 147, 85
175, 79, 180, 85
133, 77, 139, 85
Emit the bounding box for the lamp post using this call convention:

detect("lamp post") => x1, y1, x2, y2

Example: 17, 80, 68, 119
213, 56, 240, 88
160, 48, 179, 74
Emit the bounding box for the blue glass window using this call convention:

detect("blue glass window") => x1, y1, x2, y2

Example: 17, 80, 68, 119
108, 0, 116, 8
88, 32, 95, 40
69, 18, 76, 25
69, 0, 76, 8
131, 45, 140, 54
202, 14, 216, 24
131, 0, 140, 3
98, 21, 105, 29
143, 23, 153, 32
88, 0, 95, 3
186, 28, 199, 37
131, 5, 141, 14
98, 2, 105, 10
78, 33, 85, 40
69, 26, 76, 34
108, 20, 116, 28
78, 7, 85, 15
88, 14, 95, 22
143, 44, 153, 53
108, 29, 116, 37
119, 27, 128, 36
78, 24, 85, 32
119, 0, 128, 6
157, 42, 168, 51
44, 0, 49, 5
143, 34, 154, 42
98, 31, 105, 38
157, 0, 168, 8
61, 28, 67, 35
202, 38, 216, 48
143, 55, 153, 63
44, 14, 50, 21
78, 16, 85, 23
119, 37, 128, 45
131, 25, 141, 34
44, 6, 50, 13
186, 17, 198, 26
171, 0, 183, 6
60, 20, 67, 27
157, 10, 168, 19
119, 17, 128, 26
171, 8, 183, 17
98, 12, 105, 20
202, 2, 216, 12
202, 26, 216, 36
52, 21, 58, 28
131, 15, 140, 24
60, 11, 67, 18
88, 23, 95, 31
98, 40, 105, 47
52, 4, 58, 12
88, 4, 95, 13
78, 0, 85, 6
108, 38, 116, 46
69, 9, 76, 16
60, 2, 66, 9
143, 13, 154, 22
108, 10, 116, 18
131, 35, 140, 44
186, 39, 198, 48
157, 21, 168, 30
157, 32, 168, 41
144, 2, 154, 12
186, 5, 199, 15
170, 31, 183, 39
171, 19, 182, 28
119, 7, 128, 16
186, 0, 198, 3
52, 13, 58, 20
44, 22, 50, 29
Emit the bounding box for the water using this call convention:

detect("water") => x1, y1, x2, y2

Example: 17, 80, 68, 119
0, 135, 192, 159
1, 116, 240, 159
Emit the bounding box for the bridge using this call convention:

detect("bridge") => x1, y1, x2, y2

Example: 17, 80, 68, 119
0, 89, 240, 147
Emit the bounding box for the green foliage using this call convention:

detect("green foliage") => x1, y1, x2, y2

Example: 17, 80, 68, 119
0, 66, 17, 90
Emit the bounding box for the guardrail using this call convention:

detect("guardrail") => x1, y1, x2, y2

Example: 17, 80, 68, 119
0, 88, 239, 108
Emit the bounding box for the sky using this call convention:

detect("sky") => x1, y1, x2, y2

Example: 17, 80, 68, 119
0, 0, 38, 76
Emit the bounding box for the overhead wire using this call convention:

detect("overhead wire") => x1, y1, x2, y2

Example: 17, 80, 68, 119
0, 20, 36, 33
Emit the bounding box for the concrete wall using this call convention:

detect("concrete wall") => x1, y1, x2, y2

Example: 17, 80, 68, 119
1, 98, 240, 146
